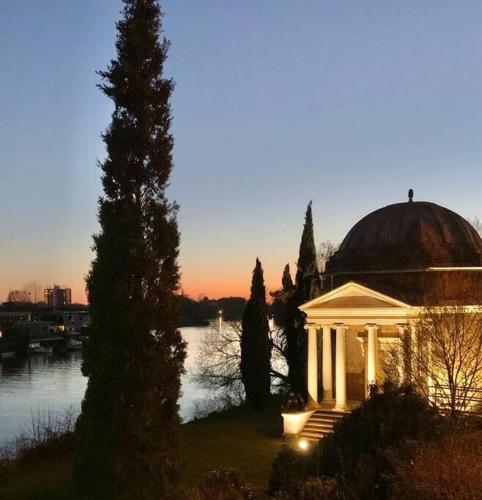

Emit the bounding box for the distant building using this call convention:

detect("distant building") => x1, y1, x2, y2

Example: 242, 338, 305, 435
44, 286, 72, 308
5, 321, 64, 353
13, 321, 63, 341
7, 290, 31, 303
59, 310, 90, 335
0, 311, 32, 338
0, 311, 32, 325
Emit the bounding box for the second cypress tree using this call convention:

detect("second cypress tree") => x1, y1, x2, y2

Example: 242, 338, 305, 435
286, 202, 322, 398
240, 259, 271, 410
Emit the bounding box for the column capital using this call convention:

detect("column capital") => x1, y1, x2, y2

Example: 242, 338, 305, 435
365, 323, 379, 330
333, 323, 347, 330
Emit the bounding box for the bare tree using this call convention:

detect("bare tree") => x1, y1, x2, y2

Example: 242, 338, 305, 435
6, 290, 31, 303
384, 284, 482, 419
23, 281, 43, 303
317, 240, 339, 272
193, 321, 288, 403
193, 323, 244, 403
468, 216, 482, 237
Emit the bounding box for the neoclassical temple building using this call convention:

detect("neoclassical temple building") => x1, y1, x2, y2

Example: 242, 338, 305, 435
283, 192, 482, 441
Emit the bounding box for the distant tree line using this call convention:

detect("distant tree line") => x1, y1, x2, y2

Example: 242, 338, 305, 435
179, 295, 247, 326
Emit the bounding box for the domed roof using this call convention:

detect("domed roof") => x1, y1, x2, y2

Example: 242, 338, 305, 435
326, 194, 482, 274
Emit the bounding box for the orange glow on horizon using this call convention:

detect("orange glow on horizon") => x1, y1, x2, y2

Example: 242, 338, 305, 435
1, 261, 282, 305
70, 277, 278, 304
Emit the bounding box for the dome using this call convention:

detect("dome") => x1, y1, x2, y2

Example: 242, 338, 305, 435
327, 196, 482, 275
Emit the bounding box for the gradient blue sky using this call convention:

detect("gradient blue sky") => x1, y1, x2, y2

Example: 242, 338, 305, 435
1, 1, 481, 302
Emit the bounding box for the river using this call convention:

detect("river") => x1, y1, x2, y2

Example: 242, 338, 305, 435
0, 326, 209, 446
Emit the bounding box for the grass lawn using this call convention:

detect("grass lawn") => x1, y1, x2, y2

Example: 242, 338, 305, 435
182, 396, 284, 485
0, 397, 285, 499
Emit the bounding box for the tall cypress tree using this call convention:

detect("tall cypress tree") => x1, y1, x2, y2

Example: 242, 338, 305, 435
295, 201, 322, 300
286, 202, 322, 398
240, 259, 271, 410
74, 2, 186, 497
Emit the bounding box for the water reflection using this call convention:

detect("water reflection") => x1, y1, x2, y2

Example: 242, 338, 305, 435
0, 327, 210, 445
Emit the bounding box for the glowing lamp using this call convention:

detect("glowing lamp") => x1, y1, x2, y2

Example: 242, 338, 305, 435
298, 439, 309, 451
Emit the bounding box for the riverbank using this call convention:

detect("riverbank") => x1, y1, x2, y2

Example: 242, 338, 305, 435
0, 396, 284, 499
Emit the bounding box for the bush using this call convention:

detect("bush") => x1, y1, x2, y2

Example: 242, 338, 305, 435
186, 468, 263, 500
314, 382, 444, 498
269, 445, 313, 497
0, 409, 74, 465
300, 477, 350, 500
390, 430, 482, 499
269, 383, 445, 499
269, 447, 351, 500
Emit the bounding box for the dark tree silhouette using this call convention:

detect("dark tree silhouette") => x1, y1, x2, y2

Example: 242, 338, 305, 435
74, 1, 186, 497
240, 259, 271, 410
270, 264, 294, 328
295, 201, 322, 301
286, 202, 322, 398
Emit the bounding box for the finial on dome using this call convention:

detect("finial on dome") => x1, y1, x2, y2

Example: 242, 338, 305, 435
408, 189, 414, 202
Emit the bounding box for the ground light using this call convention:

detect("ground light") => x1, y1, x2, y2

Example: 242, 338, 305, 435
298, 438, 310, 451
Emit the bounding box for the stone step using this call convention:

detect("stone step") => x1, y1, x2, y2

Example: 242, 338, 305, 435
303, 427, 332, 435
303, 421, 334, 429
299, 408, 348, 443
299, 430, 327, 440
299, 435, 322, 443
315, 410, 345, 417
309, 414, 342, 423
308, 419, 340, 427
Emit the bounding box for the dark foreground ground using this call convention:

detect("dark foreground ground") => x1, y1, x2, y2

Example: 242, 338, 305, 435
0, 397, 284, 499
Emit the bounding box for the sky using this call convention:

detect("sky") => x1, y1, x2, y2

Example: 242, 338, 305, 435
1, 1, 481, 303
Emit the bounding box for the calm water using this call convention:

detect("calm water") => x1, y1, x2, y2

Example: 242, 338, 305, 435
0, 327, 208, 446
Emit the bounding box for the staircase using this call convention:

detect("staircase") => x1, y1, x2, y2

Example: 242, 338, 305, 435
299, 408, 345, 441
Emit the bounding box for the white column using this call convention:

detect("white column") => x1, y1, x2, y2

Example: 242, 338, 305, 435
366, 324, 378, 387
307, 325, 318, 405
334, 324, 347, 411
322, 325, 333, 401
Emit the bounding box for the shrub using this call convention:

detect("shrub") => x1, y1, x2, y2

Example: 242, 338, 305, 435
314, 382, 444, 498
269, 445, 314, 497
0, 409, 74, 465
389, 430, 482, 499
269, 449, 351, 500
300, 477, 351, 500
187, 468, 263, 500
269, 383, 445, 499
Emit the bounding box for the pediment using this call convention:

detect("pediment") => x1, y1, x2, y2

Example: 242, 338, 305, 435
316, 295, 396, 308
299, 281, 412, 312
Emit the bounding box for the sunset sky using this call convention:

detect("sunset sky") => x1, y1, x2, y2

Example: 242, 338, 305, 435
1, 1, 482, 303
